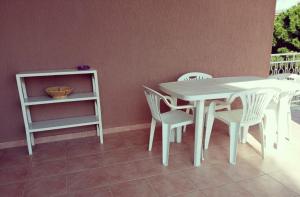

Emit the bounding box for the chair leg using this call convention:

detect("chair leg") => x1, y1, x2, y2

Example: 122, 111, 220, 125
148, 118, 156, 151
162, 123, 170, 166
176, 127, 182, 143
258, 122, 265, 158
264, 110, 277, 149
204, 102, 215, 150
169, 129, 175, 142
229, 123, 239, 165
182, 108, 190, 133
241, 126, 249, 144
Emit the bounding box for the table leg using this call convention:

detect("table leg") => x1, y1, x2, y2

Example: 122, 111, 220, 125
277, 97, 290, 146
194, 100, 205, 167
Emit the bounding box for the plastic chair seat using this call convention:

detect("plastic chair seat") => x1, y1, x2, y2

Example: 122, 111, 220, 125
214, 109, 243, 124
161, 110, 194, 127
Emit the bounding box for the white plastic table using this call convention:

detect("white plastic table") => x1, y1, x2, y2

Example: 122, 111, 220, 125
159, 76, 300, 167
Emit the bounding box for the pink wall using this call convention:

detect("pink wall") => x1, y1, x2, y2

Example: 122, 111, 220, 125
0, 0, 275, 142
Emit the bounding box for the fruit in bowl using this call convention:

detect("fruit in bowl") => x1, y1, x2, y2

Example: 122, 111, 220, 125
45, 86, 73, 99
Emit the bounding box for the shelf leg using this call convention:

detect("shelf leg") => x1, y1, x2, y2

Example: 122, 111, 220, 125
26, 131, 33, 155
92, 72, 104, 144
30, 133, 35, 146
16, 76, 32, 155
96, 123, 100, 136
97, 124, 103, 144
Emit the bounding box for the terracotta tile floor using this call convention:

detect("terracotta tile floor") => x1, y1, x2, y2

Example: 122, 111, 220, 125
1, 111, 300, 197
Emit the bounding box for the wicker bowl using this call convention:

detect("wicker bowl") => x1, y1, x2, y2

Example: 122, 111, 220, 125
45, 86, 73, 99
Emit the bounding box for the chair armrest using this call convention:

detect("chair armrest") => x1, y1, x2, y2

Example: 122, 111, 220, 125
162, 96, 194, 110
169, 104, 195, 110
164, 96, 177, 106
214, 100, 231, 110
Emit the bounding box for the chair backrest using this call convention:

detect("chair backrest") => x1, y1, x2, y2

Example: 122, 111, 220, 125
177, 72, 213, 81
143, 86, 166, 122
268, 74, 300, 104
229, 88, 278, 126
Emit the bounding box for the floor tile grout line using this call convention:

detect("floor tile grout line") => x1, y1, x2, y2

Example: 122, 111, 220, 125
232, 173, 266, 184
265, 173, 300, 195
21, 182, 25, 197
107, 186, 114, 197
66, 171, 69, 193
145, 176, 161, 197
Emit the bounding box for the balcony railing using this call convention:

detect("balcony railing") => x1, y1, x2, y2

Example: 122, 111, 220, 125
270, 52, 300, 75
270, 53, 300, 108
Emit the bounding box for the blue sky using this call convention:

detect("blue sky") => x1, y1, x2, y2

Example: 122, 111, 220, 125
276, 0, 300, 12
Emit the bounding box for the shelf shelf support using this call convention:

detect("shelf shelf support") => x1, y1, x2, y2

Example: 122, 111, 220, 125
92, 72, 103, 144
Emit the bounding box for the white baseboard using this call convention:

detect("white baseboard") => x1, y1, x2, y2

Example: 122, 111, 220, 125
0, 123, 150, 150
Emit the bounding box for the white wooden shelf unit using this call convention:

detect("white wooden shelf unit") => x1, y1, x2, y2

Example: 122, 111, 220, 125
16, 69, 103, 155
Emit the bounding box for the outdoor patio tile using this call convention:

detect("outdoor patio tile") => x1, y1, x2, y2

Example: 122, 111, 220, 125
147, 172, 196, 197
238, 175, 297, 197
172, 190, 207, 197
0, 182, 25, 197
236, 143, 262, 159
106, 162, 141, 184
212, 161, 264, 182
134, 158, 165, 178
148, 142, 176, 159
172, 141, 194, 155
159, 153, 195, 173
206, 129, 230, 147
67, 167, 110, 192
110, 179, 158, 197
203, 145, 230, 165
102, 147, 137, 166
268, 170, 300, 194
127, 145, 154, 160
29, 159, 67, 179
0, 147, 31, 169
201, 183, 253, 197
66, 141, 102, 158
0, 165, 30, 185
98, 137, 129, 152
66, 136, 100, 147
243, 154, 287, 174
31, 141, 67, 163
182, 165, 234, 190
121, 130, 150, 147
57, 186, 112, 197
66, 154, 103, 173
23, 175, 67, 197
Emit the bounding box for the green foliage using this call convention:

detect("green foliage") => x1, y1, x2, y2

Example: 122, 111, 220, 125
272, 4, 300, 53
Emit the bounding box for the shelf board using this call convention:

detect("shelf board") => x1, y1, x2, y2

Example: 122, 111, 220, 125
29, 115, 99, 132
16, 69, 96, 78
24, 92, 97, 106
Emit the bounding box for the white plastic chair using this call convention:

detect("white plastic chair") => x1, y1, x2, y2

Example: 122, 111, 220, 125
264, 90, 299, 145
177, 72, 230, 133
177, 72, 213, 81
266, 74, 300, 142
204, 88, 277, 164
143, 86, 194, 166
